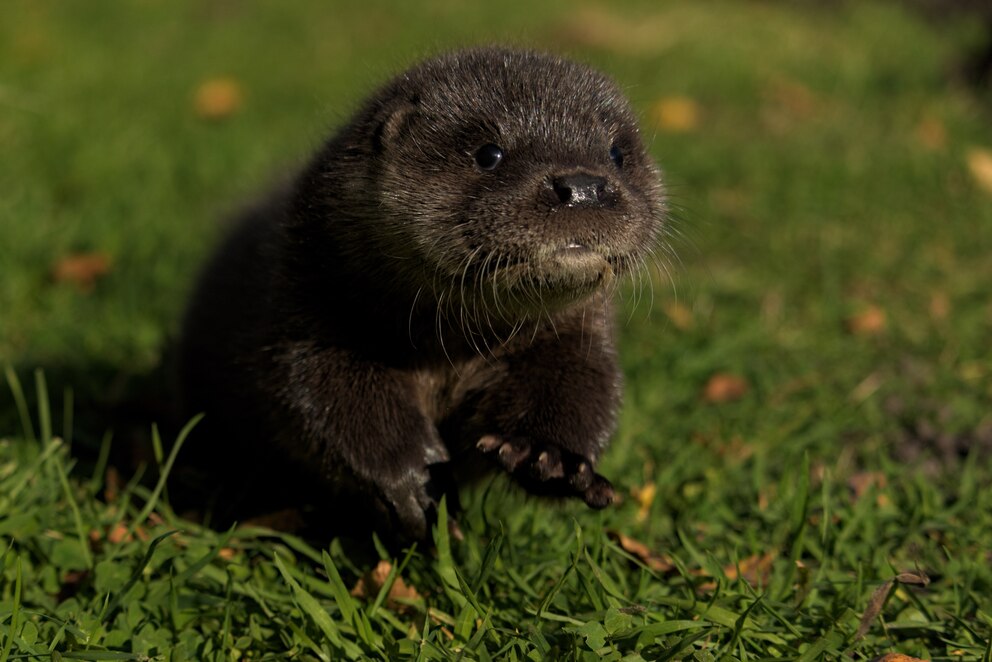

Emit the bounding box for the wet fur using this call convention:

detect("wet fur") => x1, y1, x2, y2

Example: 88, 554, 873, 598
178, 47, 666, 541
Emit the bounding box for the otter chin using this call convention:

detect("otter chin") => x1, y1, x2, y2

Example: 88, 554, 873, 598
478, 245, 615, 318
177, 47, 667, 542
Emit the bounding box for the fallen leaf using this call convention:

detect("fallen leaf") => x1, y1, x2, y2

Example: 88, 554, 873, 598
218, 547, 236, 560
914, 116, 946, 151
607, 531, 676, 573
663, 301, 693, 330
847, 472, 887, 500
51, 252, 112, 292
871, 655, 927, 662
240, 508, 306, 533
649, 96, 700, 133
765, 78, 819, 119
846, 306, 887, 336
553, 7, 677, 56
894, 570, 930, 586
856, 579, 894, 639
967, 147, 992, 195
929, 291, 950, 321
848, 471, 891, 507
723, 552, 775, 586
104, 466, 121, 503
630, 483, 656, 523
107, 523, 134, 544
350, 560, 421, 612
715, 435, 755, 461
194, 77, 244, 121
703, 373, 748, 403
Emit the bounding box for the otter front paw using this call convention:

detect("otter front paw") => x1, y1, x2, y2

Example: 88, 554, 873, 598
370, 461, 457, 543
476, 434, 615, 508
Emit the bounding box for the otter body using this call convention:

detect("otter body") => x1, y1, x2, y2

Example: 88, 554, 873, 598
179, 48, 666, 541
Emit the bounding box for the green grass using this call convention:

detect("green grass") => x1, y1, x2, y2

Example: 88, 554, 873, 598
3, 0, 992, 659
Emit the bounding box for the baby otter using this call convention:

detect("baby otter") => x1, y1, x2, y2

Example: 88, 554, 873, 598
178, 47, 666, 541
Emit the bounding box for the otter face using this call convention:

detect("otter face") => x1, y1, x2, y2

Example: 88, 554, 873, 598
370, 48, 667, 319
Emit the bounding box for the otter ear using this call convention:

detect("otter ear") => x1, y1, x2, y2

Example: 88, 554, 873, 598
372, 95, 420, 152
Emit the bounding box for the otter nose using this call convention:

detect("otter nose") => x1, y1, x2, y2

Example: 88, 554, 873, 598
552, 173, 608, 207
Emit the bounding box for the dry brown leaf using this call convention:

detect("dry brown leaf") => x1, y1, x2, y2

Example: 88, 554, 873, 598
856, 579, 894, 639
554, 7, 677, 56
703, 373, 748, 403
650, 96, 700, 133
848, 471, 891, 507
194, 77, 244, 121
240, 508, 306, 533
104, 466, 121, 503
894, 570, 930, 586
847, 472, 887, 499
715, 436, 755, 462
630, 483, 656, 523
929, 291, 950, 321
51, 252, 112, 292
723, 552, 775, 586
608, 531, 676, 573
107, 523, 144, 544
967, 148, 992, 195
766, 79, 819, 119
663, 301, 693, 330
218, 547, 236, 560
871, 654, 927, 662
350, 560, 421, 612
914, 116, 946, 151
846, 306, 887, 336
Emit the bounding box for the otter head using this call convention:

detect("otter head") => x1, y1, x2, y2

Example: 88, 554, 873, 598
340, 48, 666, 323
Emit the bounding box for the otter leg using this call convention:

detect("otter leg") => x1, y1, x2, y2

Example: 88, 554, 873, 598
453, 318, 622, 507
280, 347, 454, 541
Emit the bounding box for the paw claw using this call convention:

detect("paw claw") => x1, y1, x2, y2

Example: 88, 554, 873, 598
476, 434, 502, 452
479, 434, 614, 508
583, 474, 615, 509
568, 461, 594, 491
497, 441, 530, 471
532, 448, 565, 480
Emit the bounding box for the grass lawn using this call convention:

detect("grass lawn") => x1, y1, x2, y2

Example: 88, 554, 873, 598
3, 0, 992, 659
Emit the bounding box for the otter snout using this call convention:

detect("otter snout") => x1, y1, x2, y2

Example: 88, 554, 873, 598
549, 172, 618, 208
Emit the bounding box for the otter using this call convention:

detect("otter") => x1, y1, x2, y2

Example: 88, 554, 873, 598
177, 47, 666, 542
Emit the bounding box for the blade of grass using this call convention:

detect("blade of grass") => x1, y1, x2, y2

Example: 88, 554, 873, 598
101, 529, 180, 622
122, 414, 202, 543
34, 369, 51, 445
321, 551, 358, 625
88, 430, 113, 492
433, 496, 466, 609
172, 524, 236, 587
50, 445, 94, 569
273, 551, 364, 658
150, 423, 168, 506
0, 556, 21, 662
62, 386, 73, 448
4, 364, 35, 443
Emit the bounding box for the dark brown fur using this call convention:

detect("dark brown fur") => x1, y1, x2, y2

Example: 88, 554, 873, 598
178, 47, 666, 541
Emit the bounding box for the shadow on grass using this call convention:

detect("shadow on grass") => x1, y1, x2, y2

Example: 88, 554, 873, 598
1, 353, 433, 561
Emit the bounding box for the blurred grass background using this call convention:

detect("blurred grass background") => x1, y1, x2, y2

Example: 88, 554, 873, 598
2, 0, 992, 658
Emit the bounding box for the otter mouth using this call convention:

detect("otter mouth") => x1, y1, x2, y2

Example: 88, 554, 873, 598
466, 243, 615, 313
541, 244, 613, 289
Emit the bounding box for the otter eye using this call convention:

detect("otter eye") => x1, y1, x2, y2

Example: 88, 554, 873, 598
609, 143, 624, 169
474, 144, 504, 171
